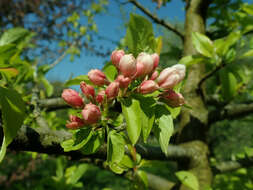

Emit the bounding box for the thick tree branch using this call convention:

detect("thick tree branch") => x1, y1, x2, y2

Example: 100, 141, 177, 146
214, 158, 253, 173
38, 98, 68, 111
209, 103, 253, 124
128, 0, 184, 41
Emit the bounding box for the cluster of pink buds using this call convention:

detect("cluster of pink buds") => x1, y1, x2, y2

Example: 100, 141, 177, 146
61, 49, 186, 129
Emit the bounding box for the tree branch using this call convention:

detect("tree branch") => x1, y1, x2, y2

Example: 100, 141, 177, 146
128, 0, 184, 41
214, 158, 253, 173
209, 103, 253, 124
38, 98, 68, 111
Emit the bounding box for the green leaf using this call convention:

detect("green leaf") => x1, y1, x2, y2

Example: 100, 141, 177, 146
219, 68, 237, 101
137, 170, 149, 189
155, 115, 174, 156
121, 97, 142, 145
0, 68, 19, 78
241, 49, 253, 57
214, 32, 241, 56
66, 164, 88, 184
176, 171, 199, 190
103, 62, 118, 82
61, 128, 93, 152
178, 55, 205, 67
108, 162, 125, 174
134, 95, 156, 143
65, 75, 92, 86
125, 14, 156, 56
107, 131, 125, 163
0, 87, 26, 162
81, 130, 104, 155
192, 32, 214, 58
0, 28, 30, 46
40, 76, 54, 97
119, 155, 135, 169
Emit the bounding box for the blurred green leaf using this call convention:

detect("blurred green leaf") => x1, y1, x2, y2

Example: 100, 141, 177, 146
0, 87, 26, 162
176, 171, 199, 190
0, 28, 30, 46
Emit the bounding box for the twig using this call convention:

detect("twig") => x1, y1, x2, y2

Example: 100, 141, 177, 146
128, 0, 184, 41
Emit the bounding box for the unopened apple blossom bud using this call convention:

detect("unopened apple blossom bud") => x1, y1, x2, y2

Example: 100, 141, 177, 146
115, 75, 131, 88
66, 115, 85, 129
161, 90, 185, 107
81, 103, 101, 124
135, 52, 154, 77
111, 50, 125, 68
80, 81, 95, 99
61, 89, 84, 108
118, 54, 136, 77
138, 80, 159, 94
151, 53, 159, 69
157, 64, 186, 89
150, 70, 159, 80
88, 69, 109, 86
96, 90, 105, 104
105, 81, 120, 99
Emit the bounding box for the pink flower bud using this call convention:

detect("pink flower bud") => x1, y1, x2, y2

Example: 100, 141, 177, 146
96, 90, 105, 104
161, 90, 185, 107
88, 69, 109, 86
80, 81, 95, 99
151, 53, 159, 69
150, 70, 159, 80
138, 80, 159, 94
61, 89, 84, 108
111, 50, 125, 68
115, 75, 131, 88
118, 54, 137, 77
81, 103, 101, 125
135, 52, 154, 77
105, 81, 120, 99
157, 64, 186, 89
66, 115, 85, 129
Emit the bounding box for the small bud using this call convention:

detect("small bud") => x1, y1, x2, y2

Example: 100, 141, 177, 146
115, 75, 131, 88
96, 90, 106, 104
118, 54, 137, 77
61, 89, 84, 108
151, 53, 159, 69
82, 103, 101, 124
135, 52, 154, 77
88, 69, 109, 86
80, 81, 95, 99
138, 80, 159, 94
111, 50, 125, 68
161, 90, 185, 107
150, 70, 159, 80
157, 64, 186, 89
105, 81, 120, 99
66, 115, 85, 129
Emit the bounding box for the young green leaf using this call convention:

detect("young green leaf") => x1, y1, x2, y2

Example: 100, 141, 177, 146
81, 130, 104, 155
155, 115, 174, 156
103, 62, 118, 82
107, 131, 125, 163
121, 97, 142, 145
0, 28, 30, 46
64, 75, 92, 86
192, 32, 214, 58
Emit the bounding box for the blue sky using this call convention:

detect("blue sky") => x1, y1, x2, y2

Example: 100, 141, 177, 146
46, 0, 185, 82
